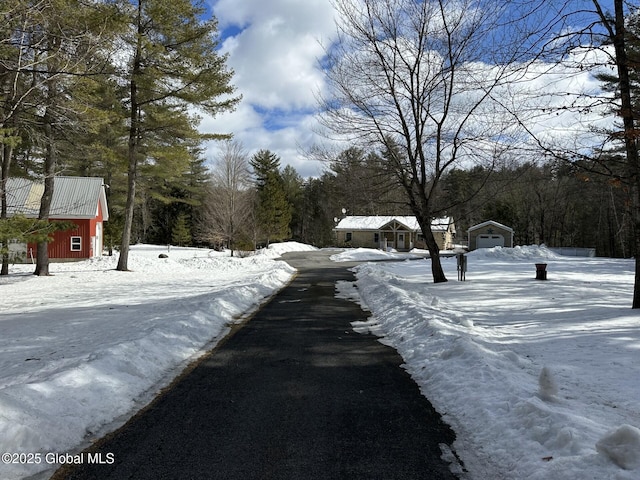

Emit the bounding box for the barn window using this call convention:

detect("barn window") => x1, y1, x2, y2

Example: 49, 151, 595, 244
374, 233, 379, 243
346, 232, 352, 242
70, 236, 82, 251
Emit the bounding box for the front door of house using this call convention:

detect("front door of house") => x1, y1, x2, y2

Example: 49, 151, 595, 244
397, 233, 405, 250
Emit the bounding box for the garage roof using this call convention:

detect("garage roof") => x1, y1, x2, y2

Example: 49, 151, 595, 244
468, 220, 513, 233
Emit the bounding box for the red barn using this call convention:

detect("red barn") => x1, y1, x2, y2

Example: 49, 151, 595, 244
6, 176, 109, 262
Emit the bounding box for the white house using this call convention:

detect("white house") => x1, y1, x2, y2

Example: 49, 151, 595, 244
334, 216, 456, 251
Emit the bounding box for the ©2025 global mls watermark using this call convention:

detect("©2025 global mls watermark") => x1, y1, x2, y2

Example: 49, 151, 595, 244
2, 452, 115, 466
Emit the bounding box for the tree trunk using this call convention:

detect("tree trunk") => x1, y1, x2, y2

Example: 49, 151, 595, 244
34, 178, 54, 276
604, 0, 640, 307
117, 4, 143, 272
416, 215, 448, 283
117, 151, 136, 271
1, 140, 13, 276
117, 86, 139, 271
34, 117, 56, 276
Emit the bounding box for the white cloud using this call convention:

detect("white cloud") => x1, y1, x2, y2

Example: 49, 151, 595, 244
200, 0, 336, 178
201, 0, 616, 179
202, 110, 327, 180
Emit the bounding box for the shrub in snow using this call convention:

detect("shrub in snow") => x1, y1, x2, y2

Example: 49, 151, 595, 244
596, 424, 640, 470
538, 366, 558, 401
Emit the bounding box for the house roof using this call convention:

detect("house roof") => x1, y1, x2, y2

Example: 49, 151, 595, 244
335, 215, 453, 232
468, 220, 513, 233
5, 176, 109, 221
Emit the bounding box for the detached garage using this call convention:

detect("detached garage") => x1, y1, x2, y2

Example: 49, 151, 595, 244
468, 220, 514, 250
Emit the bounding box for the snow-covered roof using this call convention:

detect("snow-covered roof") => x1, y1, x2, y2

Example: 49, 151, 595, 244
5, 176, 109, 220
335, 215, 453, 232
468, 220, 513, 233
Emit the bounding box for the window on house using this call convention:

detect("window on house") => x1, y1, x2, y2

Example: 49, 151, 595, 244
374, 233, 379, 243
346, 232, 352, 242
70, 236, 82, 251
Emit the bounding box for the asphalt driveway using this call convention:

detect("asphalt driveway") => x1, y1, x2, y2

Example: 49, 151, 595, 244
53, 250, 459, 480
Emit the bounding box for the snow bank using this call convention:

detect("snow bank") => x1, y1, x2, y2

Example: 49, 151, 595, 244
468, 244, 561, 260
330, 247, 421, 262
341, 250, 640, 479
256, 241, 318, 258
0, 245, 299, 480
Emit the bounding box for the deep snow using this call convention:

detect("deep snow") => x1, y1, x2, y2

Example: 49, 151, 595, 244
0, 242, 314, 480
334, 245, 640, 479
1, 243, 639, 480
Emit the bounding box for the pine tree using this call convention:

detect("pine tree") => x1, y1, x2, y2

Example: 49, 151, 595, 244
250, 150, 281, 188
281, 165, 304, 240
138, 110, 208, 245
300, 176, 337, 247
250, 150, 292, 245
171, 213, 191, 246
116, 0, 239, 271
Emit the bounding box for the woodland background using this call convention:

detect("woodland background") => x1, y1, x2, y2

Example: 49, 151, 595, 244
1, 0, 639, 264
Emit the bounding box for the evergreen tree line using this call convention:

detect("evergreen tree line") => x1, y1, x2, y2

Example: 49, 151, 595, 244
206, 143, 634, 259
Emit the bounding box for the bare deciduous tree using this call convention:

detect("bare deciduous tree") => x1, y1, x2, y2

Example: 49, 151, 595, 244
591, 0, 640, 307
199, 140, 252, 256
319, 0, 534, 282
502, 1, 640, 307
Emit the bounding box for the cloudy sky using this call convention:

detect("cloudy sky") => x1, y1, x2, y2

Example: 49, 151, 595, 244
200, 1, 612, 179
202, 0, 337, 179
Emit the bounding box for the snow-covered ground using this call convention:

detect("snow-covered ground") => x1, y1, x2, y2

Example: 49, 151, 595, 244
330, 246, 425, 262
335, 245, 640, 479
2, 242, 638, 480
0, 242, 315, 480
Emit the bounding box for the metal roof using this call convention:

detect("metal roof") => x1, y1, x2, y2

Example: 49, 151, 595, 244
4, 176, 109, 220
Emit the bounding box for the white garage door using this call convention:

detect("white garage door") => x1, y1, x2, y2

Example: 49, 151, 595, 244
477, 234, 505, 249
